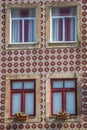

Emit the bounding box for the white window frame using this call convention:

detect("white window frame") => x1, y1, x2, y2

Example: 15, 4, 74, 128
50, 7, 77, 43
10, 9, 36, 44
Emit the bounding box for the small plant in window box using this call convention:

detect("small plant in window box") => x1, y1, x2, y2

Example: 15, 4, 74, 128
15, 112, 29, 120
56, 111, 70, 120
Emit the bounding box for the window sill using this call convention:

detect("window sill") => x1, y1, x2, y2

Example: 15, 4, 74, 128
46, 41, 81, 48
46, 115, 83, 123
4, 116, 40, 123
6, 43, 40, 50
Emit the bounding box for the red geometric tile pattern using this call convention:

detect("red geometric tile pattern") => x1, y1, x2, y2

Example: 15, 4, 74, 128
0, 0, 87, 129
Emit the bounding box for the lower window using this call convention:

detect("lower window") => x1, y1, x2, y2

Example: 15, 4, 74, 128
10, 80, 35, 116
51, 79, 77, 116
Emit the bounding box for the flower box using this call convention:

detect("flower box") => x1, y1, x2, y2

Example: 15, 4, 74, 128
56, 112, 69, 120
15, 112, 29, 121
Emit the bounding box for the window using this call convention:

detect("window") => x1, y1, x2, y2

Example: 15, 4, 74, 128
5, 74, 40, 123
10, 80, 35, 116
6, 3, 40, 49
46, 73, 82, 121
11, 9, 36, 43
46, 1, 81, 47
51, 7, 77, 42
51, 79, 77, 115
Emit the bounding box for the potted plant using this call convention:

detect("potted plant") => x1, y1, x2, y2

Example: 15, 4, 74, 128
15, 112, 29, 120
56, 111, 69, 120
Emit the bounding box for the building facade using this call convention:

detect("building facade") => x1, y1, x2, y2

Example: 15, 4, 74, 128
0, 0, 87, 129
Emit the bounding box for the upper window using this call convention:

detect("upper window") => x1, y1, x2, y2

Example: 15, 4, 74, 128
51, 79, 77, 116
10, 80, 35, 116
46, 1, 81, 47
51, 7, 77, 42
6, 3, 40, 49
11, 9, 36, 43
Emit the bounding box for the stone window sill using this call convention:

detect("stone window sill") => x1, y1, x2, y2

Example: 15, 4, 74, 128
6, 43, 40, 50
46, 115, 83, 123
46, 41, 81, 48
5, 116, 40, 123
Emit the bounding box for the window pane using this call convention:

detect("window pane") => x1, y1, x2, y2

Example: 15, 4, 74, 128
52, 18, 63, 41
65, 18, 76, 41
52, 8, 59, 16
24, 81, 34, 89
11, 9, 21, 18
71, 18, 76, 41
12, 93, 21, 115
11, 20, 22, 43
52, 7, 76, 16
59, 8, 72, 16
11, 9, 36, 18
12, 82, 22, 89
66, 92, 75, 114
51, 7, 77, 42
24, 20, 36, 42
65, 80, 75, 88
25, 93, 34, 115
65, 18, 71, 41
11, 9, 36, 43
53, 92, 62, 114
53, 81, 63, 88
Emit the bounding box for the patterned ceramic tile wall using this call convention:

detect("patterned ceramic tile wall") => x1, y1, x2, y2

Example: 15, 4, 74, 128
0, 0, 87, 130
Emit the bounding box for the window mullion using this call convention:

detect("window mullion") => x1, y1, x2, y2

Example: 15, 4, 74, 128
50, 8, 52, 42
64, 91, 66, 112
75, 17, 77, 41
10, 88, 12, 116
62, 91, 64, 112
34, 19, 36, 42
62, 90, 65, 112
10, 19, 14, 43
63, 81, 65, 112
22, 92, 25, 113
33, 90, 35, 116
21, 82, 24, 112
63, 18, 65, 41
22, 19, 24, 42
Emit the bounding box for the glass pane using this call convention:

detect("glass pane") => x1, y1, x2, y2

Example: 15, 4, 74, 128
52, 18, 63, 41
11, 9, 36, 18
52, 7, 76, 16
65, 18, 76, 41
12, 82, 22, 89
25, 93, 34, 115
11, 9, 21, 18
12, 93, 21, 115
53, 81, 63, 88
66, 92, 75, 114
59, 8, 71, 16
53, 92, 62, 114
24, 20, 36, 42
11, 20, 22, 43
65, 80, 75, 88
24, 81, 34, 89
71, 18, 76, 41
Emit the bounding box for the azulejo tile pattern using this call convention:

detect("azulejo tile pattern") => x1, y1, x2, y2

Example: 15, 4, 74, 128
0, 0, 87, 129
